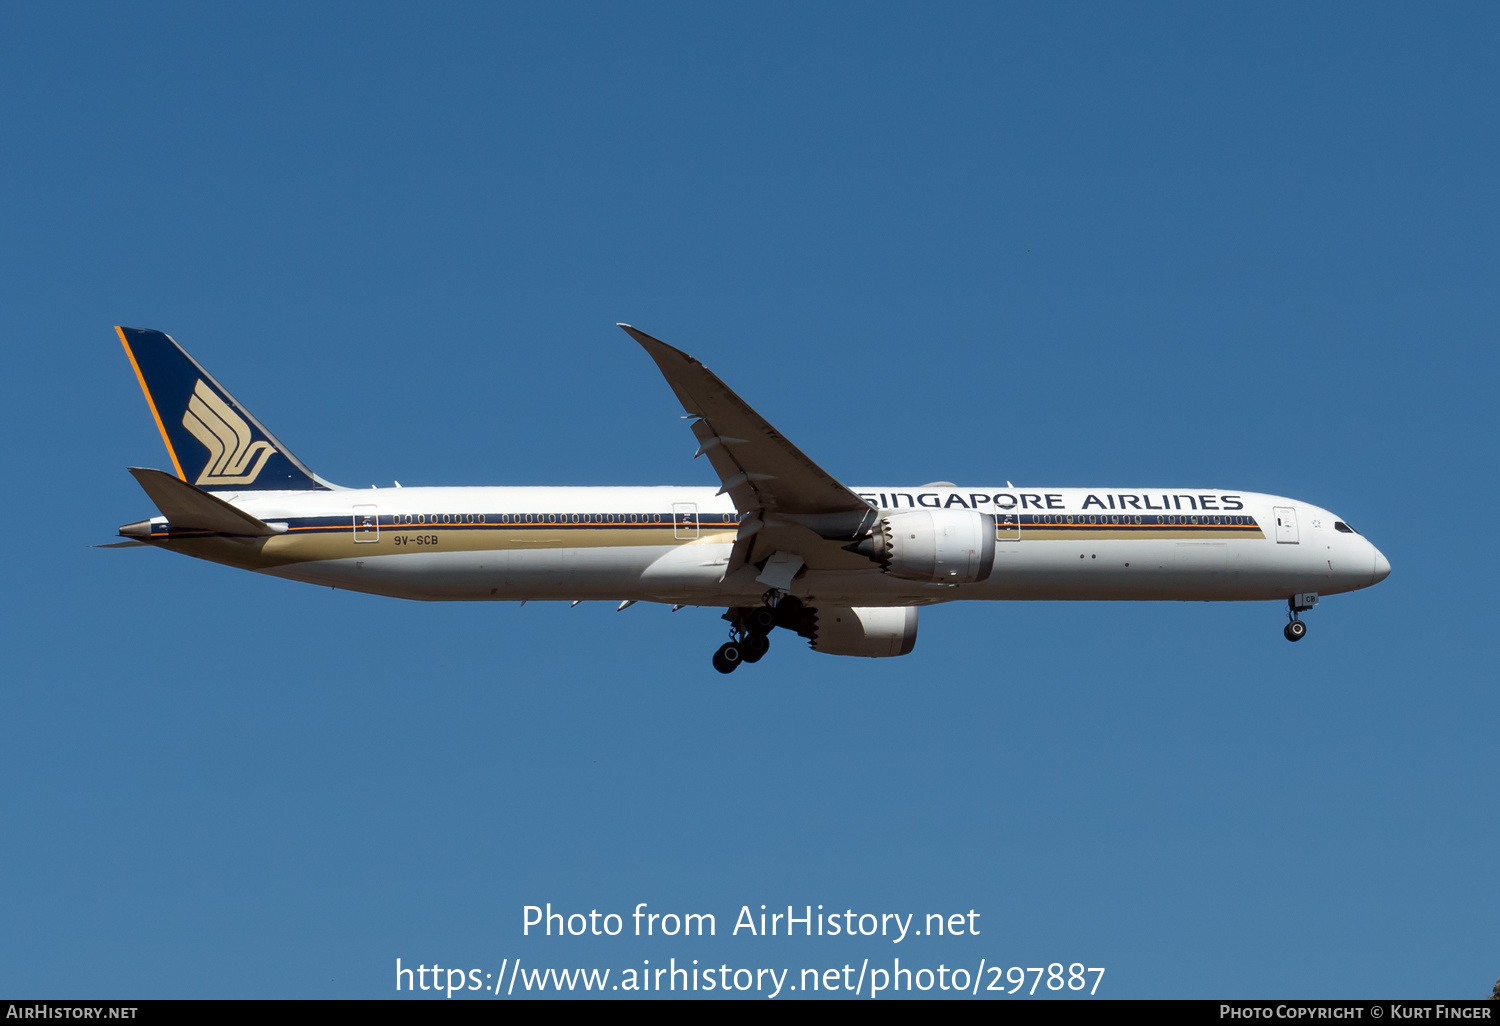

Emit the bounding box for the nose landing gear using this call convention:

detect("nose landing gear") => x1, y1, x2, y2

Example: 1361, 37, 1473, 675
1284, 593, 1317, 642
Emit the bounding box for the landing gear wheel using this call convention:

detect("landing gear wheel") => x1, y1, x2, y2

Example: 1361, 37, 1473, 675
745, 607, 777, 635
1284, 620, 1306, 642
741, 633, 770, 663
712, 642, 744, 674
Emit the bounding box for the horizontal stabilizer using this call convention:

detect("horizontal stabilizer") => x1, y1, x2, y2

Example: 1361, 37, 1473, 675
126, 467, 279, 536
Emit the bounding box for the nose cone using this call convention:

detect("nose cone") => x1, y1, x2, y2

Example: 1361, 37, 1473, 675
1371, 546, 1391, 586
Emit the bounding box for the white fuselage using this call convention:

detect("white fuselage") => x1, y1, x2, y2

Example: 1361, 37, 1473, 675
142, 483, 1390, 608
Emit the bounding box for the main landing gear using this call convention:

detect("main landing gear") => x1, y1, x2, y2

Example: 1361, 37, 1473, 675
1284, 593, 1318, 642
713, 612, 772, 675
712, 640, 747, 674
712, 633, 771, 674
711, 595, 806, 673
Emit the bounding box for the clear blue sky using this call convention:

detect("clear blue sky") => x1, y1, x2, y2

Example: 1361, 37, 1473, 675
1, 2, 1495, 999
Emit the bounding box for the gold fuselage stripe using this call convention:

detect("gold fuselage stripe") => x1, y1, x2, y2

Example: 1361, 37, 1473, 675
142, 519, 1266, 575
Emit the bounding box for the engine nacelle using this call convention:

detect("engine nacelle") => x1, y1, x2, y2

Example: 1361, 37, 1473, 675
808, 606, 918, 658
852, 509, 996, 584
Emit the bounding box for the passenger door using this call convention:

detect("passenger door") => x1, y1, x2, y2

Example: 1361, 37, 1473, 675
672, 502, 699, 540
353, 504, 379, 543
1273, 506, 1299, 544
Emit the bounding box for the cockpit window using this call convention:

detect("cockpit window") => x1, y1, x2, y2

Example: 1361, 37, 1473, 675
1334, 521, 1357, 534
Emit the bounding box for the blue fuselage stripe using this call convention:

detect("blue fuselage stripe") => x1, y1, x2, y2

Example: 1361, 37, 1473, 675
146, 511, 1262, 539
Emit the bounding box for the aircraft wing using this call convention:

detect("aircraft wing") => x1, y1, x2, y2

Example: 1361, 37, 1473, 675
620, 325, 870, 517
622, 324, 880, 579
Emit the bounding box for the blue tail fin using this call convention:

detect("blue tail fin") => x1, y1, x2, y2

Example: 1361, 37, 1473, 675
116, 327, 333, 492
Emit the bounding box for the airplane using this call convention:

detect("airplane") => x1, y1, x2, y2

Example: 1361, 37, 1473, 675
109, 324, 1391, 672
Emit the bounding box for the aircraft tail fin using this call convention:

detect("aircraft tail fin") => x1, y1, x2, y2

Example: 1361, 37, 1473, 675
116, 326, 333, 491
123, 467, 282, 536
